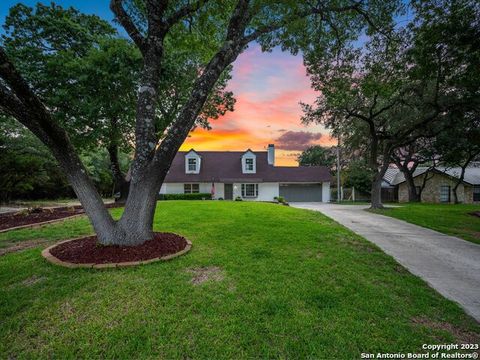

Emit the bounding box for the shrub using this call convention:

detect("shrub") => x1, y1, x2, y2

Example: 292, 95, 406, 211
14, 208, 30, 216
235, 196, 243, 201
29, 206, 44, 213
158, 193, 212, 200
276, 196, 285, 203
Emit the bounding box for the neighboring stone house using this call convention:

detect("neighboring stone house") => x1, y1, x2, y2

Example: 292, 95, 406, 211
385, 167, 480, 204
160, 144, 332, 202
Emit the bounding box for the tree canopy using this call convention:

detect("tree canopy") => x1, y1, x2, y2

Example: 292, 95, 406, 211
300, 0, 480, 208
1, 2, 236, 201
297, 145, 336, 172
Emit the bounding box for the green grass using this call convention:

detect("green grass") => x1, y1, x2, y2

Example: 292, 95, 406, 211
0, 201, 478, 359
371, 203, 480, 245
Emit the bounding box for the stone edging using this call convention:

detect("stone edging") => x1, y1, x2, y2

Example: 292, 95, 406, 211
41, 237, 192, 269
0, 214, 85, 234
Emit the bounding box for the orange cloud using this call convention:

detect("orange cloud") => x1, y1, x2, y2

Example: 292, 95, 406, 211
181, 128, 265, 152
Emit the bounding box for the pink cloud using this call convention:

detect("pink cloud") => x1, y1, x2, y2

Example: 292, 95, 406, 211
276, 131, 323, 151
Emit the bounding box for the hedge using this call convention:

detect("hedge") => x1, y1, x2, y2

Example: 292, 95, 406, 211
158, 193, 212, 200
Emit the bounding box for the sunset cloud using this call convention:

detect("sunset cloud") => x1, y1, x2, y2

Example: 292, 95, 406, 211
276, 131, 323, 151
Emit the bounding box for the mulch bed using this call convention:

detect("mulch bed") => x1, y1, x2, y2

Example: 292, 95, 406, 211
49, 232, 188, 264
0, 203, 121, 231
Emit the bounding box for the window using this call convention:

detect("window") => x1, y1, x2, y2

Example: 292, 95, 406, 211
474, 186, 480, 202
241, 152, 256, 173
188, 158, 197, 172
241, 183, 258, 198
440, 185, 451, 203
184, 184, 200, 194
245, 158, 254, 171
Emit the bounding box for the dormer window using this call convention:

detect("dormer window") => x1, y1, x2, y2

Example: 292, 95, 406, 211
241, 150, 256, 174
245, 158, 254, 171
188, 158, 197, 172
185, 149, 201, 174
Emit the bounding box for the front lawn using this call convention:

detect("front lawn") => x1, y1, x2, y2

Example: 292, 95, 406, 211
372, 203, 480, 245
0, 201, 478, 358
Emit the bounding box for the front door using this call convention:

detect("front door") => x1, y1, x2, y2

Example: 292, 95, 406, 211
224, 184, 233, 200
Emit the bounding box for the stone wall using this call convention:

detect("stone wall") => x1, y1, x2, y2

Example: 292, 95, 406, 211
397, 172, 474, 203
464, 186, 475, 204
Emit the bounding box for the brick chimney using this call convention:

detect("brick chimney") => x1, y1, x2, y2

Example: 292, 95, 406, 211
267, 144, 275, 166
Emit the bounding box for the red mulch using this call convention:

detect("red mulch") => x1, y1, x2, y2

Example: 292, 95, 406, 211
49, 232, 188, 264
0, 203, 121, 231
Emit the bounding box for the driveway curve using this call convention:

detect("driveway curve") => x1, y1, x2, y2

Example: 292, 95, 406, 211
291, 203, 480, 322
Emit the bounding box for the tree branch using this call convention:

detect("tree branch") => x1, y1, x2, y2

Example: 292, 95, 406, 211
150, 0, 252, 171
164, 0, 209, 29
110, 0, 147, 53
0, 81, 26, 119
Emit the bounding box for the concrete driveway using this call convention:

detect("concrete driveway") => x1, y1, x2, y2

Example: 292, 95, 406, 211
291, 203, 480, 322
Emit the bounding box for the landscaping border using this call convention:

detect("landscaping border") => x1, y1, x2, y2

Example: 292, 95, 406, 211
0, 213, 85, 233
42, 237, 192, 269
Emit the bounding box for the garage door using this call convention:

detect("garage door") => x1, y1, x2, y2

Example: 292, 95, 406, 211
279, 184, 323, 202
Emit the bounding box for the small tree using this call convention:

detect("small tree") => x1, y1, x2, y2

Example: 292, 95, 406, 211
343, 160, 374, 195
0, 118, 71, 201
297, 145, 336, 172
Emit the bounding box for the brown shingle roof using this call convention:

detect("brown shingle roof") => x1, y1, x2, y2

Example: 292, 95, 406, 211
164, 151, 331, 183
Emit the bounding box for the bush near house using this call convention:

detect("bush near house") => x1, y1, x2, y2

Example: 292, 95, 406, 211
158, 193, 212, 200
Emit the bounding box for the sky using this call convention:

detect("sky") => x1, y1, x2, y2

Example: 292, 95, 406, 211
0, 1, 336, 166
179, 45, 335, 165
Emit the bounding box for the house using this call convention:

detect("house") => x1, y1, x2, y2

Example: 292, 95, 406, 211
383, 167, 480, 204
380, 168, 400, 202
160, 144, 332, 202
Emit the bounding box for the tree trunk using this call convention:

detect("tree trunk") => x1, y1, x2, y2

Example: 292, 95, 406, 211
392, 155, 420, 202
370, 172, 384, 209
370, 159, 390, 210
452, 164, 468, 204
368, 137, 385, 209
404, 170, 419, 202
108, 161, 171, 246
58, 154, 118, 244
107, 143, 130, 203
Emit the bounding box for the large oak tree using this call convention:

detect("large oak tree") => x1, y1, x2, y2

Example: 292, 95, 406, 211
1, 3, 234, 202
301, 0, 480, 208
